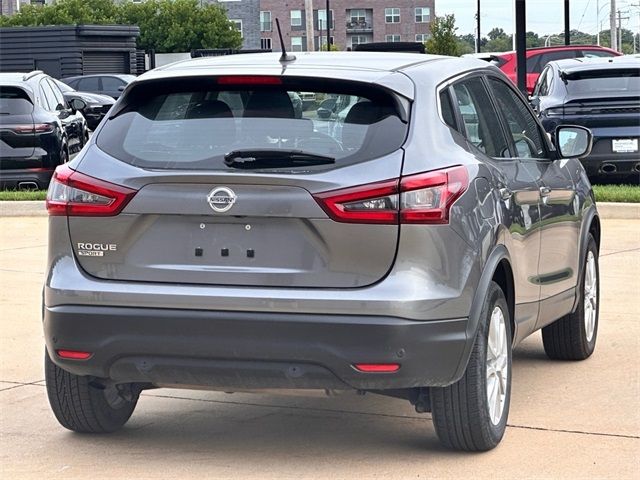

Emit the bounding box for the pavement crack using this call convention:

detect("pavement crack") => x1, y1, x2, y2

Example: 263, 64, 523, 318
600, 247, 640, 257
143, 392, 640, 440
0, 244, 47, 253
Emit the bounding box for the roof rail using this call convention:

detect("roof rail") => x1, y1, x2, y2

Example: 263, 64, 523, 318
22, 70, 44, 81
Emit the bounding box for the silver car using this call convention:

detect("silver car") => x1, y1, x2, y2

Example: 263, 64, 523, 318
43, 52, 600, 451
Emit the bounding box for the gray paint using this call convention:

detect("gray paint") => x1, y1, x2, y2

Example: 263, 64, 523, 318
44, 52, 599, 391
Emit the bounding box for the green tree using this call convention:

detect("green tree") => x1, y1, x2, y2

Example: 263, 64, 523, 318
0, 0, 241, 53
425, 14, 460, 56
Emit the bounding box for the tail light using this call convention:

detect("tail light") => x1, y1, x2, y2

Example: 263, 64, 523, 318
314, 165, 468, 225
544, 107, 564, 117
46, 164, 137, 216
3, 123, 54, 134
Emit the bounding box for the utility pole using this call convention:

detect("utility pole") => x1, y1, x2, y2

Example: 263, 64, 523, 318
564, 0, 570, 45
611, 0, 617, 51
515, 0, 526, 94
476, 0, 481, 53
326, 0, 331, 50
304, 0, 314, 53
618, 9, 630, 52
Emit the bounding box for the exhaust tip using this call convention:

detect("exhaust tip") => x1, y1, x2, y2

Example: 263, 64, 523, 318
600, 163, 617, 174
17, 181, 39, 191
634, 163, 640, 173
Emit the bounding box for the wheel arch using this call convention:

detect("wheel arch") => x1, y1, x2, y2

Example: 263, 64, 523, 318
571, 206, 600, 313
451, 244, 515, 382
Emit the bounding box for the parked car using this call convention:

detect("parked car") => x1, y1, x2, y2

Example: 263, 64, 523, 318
60, 74, 136, 99
53, 79, 115, 130
298, 92, 317, 110
43, 53, 600, 452
492, 45, 621, 94
0, 71, 87, 190
530, 56, 640, 183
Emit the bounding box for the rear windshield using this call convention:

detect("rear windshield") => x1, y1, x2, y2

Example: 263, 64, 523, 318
96, 77, 408, 170
0, 87, 33, 115
564, 68, 640, 95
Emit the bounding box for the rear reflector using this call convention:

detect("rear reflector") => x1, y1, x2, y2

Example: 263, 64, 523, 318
216, 75, 282, 85
56, 350, 92, 360
353, 363, 401, 373
314, 165, 469, 225
46, 164, 137, 216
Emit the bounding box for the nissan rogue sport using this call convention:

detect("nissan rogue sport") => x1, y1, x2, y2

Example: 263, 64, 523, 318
43, 52, 600, 451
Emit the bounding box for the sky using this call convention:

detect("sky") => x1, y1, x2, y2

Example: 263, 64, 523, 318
436, 0, 640, 36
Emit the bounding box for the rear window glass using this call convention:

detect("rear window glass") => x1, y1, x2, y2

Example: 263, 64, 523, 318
0, 87, 33, 115
564, 69, 640, 95
96, 77, 408, 170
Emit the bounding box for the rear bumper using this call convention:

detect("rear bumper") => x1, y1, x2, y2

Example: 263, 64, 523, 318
581, 154, 640, 179
44, 305, 469, 390
0, 168, 54, 189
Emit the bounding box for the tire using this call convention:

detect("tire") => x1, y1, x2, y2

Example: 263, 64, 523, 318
430, 281, 512, 451
542, 234, 599, 360
45, 351, 139, 433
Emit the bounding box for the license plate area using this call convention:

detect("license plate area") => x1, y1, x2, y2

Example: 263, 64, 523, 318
612, 138, 638, 153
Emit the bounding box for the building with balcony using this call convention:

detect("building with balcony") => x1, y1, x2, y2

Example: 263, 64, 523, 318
259, 0, 434, 51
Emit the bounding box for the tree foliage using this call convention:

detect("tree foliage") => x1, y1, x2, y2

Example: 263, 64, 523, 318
0, 0, 242, 53
425, 14, 460, 56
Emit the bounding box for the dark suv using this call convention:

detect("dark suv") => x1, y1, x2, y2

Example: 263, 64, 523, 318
43, 53, 600, 451
0, 71, 88, 190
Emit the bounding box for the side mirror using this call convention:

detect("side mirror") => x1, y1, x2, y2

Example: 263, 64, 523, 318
69, 98, 87, 112
555, 125, 593, 159
56, 104, 70, 119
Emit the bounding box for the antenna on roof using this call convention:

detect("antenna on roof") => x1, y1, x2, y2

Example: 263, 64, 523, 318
276, 18, 296, 63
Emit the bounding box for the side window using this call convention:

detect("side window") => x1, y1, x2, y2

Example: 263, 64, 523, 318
47, 78, 66, 109
580, 49, 616, 58
77, 77, 100, 91
439, 89, 457, 130
452, 77, 510, 158
488, 77, 546, 159
538, 50, 577, 73
534, 66, 551, 96
102, 77, 124, 91
39, 80, 58, 111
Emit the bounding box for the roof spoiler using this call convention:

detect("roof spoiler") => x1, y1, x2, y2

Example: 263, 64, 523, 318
22, 70, 44, 81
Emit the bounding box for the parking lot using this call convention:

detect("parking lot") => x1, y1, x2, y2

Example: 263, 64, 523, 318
0, 215, 638, 479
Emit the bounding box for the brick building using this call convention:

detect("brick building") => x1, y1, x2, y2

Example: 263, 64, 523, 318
258, 0, 435, 51
208, 0, 261, 50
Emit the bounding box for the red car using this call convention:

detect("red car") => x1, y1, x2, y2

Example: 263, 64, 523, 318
492, 45, 621, 94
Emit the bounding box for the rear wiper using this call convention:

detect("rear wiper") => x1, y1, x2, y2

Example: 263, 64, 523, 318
224, 148, 335, 169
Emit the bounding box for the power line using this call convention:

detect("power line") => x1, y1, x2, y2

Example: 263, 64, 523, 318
577, 0, 592, 31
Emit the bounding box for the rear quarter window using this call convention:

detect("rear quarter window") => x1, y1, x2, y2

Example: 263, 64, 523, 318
0, 87, 34, 115
96, 77, 409, 171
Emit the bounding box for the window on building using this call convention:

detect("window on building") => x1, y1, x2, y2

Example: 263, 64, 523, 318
416, 34, 430, 43
230, 19, 243, 37
260, 11, 271, 32
385, 8, 400, 23
350, 35, 369, 47
385, 34, 401, 42
415, 7, 430, 23
291, 36, 304, 52
349, 9, 366, 23
261, 38, 272, 50
317, 9, 334, 30
315, 36, 335, 51
291, 10, 302, 27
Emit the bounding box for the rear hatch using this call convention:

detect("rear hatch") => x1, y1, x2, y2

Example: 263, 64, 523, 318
67, 74, 411, 288
0, 86, 36, 166
558, 67, 640, 129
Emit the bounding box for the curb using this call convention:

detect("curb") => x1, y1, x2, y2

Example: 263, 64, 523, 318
1, 200, 638, 220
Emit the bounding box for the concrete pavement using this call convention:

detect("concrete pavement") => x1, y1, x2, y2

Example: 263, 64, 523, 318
1, 217, 638, 479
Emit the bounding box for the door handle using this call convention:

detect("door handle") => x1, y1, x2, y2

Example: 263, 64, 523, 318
499, 187, 513, 201
539, 186, 551, 197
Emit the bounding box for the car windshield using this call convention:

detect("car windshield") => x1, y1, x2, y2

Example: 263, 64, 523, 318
96, 77, 408, 170
564, 68, 640, 94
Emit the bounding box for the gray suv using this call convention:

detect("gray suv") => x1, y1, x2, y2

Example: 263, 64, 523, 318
43, 53, 600, 451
